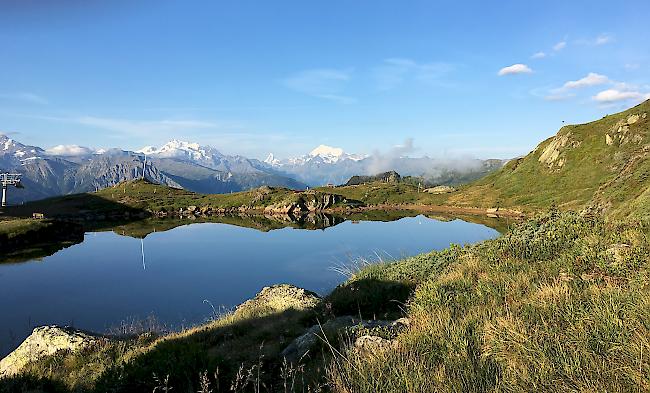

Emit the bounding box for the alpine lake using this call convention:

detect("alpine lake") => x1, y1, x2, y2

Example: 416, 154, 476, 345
0, 210, 509, 356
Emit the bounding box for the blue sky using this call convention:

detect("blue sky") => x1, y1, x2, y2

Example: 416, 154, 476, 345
0, 0, 649, 159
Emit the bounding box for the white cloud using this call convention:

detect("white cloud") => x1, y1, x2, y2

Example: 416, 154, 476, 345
544, 93, 575, 102
35, 116, 225, 142
625, 63, 640, 71
372, 58, 454, 90
594, 33, 614, 45
553, 41, 567, 51
531, 52, 547, 59
575, 33, 615, 47
592, 89, 650, 103
46, 144, 95, 156
283, 68, 356, 103
0, 92, 48, 105
563, 73, 610, 89
498, 64, 532, 76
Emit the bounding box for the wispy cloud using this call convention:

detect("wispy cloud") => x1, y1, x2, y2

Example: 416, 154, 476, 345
371, 58, 454, 90
23, 114, 225, 140
73, 116, 220, 136
553, 41, 567, 51
594, 33, 614, 45
542, 72, 613, 101
531, 52, 546, 59
498, 64, 532, 76
367, 138, 418, 174
282, 68, 356, 104
543, 92, 576, 102
46, 144, 95, 156
0, 92, 48, 105
562, 73, 610, 89
576, 33, 615, 46
542, 73, 648, 104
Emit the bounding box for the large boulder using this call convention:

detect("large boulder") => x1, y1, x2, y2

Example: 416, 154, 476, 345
280, 316, 409, 363
304, 193, 344, 211
234, 284, 320, 318
0, 325, 106, 377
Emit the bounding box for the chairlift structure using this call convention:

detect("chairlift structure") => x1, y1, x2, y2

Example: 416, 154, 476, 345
1, 173, 23, 207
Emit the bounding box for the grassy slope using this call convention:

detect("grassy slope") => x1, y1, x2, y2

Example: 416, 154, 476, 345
444, 100, 650, 218
0, 218, 52, 238
9, 180, 345, 218
330, 212, 650, 392
318, 182, 447, 206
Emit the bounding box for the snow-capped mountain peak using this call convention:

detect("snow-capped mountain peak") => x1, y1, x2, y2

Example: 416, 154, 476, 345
265, 145, 368, 168
137, 140, 268, 174
264, 153, 280, 166
138, 146, 158, 155
137, 140, 223, 163
1, 134, 44, 160
309, 145, 344, 160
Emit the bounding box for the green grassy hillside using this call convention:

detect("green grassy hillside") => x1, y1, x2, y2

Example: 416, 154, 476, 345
8, 181, 320, 217
445, 100, 650, 219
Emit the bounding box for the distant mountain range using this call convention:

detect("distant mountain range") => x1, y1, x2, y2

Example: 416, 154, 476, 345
265, 144, 507, 186
0, 137, 304, 204
0, 136, 506, 204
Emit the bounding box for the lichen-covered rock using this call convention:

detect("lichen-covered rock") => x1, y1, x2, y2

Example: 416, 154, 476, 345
354, 335, 398, 355
304, 193, 344, 211
538, 132, 579, 169
0, 326, 105, 377
234, 284, 320, 318
280, 316, 409, 363
263, 193, 345, 215
424, 185, 456, 194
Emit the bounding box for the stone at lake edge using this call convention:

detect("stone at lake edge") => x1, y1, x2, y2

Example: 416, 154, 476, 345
0, 325, 107, 377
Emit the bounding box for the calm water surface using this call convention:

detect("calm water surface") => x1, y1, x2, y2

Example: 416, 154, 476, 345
0, 215, 500, 355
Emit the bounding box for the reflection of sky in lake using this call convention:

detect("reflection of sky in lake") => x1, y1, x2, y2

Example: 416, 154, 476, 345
0, 215, 499, 355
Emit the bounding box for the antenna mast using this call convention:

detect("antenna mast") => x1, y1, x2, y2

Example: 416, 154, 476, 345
142, 154, 147, 180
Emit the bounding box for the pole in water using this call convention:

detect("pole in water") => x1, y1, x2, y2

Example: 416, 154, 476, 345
141, 238, 146, 270
1, 186, 6, 207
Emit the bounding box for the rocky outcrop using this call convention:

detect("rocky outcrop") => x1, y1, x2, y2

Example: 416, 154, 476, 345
605, 112, 647, 147
303, 192, 345, 211
280, 316, 409, 363
0, 326, 106, 377
424, 185, 456, 194
538, 131, 580, 169
263, 192, 348, 215
345, 171, 401, 186
234, 284, 321, 318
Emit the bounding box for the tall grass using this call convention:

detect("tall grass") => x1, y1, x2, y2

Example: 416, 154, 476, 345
328, 212, 650, 392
